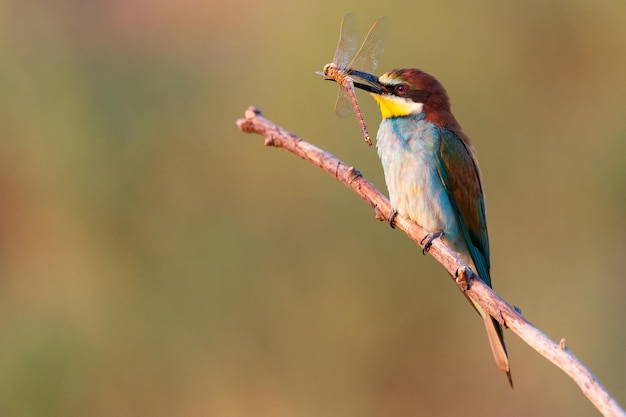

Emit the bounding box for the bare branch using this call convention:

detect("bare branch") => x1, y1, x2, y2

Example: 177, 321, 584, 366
236, 106, 625, 417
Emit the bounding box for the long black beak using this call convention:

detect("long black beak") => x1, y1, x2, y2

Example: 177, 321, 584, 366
347, 69, 386, 95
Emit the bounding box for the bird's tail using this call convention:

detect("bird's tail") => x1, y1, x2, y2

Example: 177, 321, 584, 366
459, 254, 512, 387
479, 304, 513, 388
463, 292, 512, 387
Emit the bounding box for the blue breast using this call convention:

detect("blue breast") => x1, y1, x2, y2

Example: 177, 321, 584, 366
376, 115, 463, 246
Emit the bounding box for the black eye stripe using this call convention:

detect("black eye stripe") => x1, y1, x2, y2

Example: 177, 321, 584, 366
384, 83, 430, 104
408, 89, 431, 104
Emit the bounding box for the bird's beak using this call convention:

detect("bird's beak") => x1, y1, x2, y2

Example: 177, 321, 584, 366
348, 70, 386, 95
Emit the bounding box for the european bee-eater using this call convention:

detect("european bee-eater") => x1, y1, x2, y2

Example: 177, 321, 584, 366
352, 68, 512, 386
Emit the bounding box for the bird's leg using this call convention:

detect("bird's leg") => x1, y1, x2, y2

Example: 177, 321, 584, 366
388, 209, 398, 229
420, 231, 443, 254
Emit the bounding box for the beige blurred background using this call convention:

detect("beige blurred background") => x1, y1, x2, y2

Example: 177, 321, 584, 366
1, 0, 625, 416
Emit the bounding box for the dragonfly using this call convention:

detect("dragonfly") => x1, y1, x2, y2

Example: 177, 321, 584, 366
318, 13, 389, 146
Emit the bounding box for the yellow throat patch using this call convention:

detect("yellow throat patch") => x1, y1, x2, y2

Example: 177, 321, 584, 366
371, 94, 424, 119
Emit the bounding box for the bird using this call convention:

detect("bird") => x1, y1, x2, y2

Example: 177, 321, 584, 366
352, 68, 512, 386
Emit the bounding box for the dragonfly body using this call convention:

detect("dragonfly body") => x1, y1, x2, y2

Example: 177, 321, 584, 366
322, 62, 372, 145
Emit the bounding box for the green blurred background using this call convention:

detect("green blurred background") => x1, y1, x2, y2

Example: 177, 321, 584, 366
1, 0, 625, 415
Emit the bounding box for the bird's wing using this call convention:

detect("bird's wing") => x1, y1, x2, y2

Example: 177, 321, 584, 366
435, 129, 511, 382
435, 128, 491, 286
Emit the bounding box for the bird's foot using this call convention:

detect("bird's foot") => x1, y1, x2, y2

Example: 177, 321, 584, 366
388, 210, 398, 229
420, 231, 443, 254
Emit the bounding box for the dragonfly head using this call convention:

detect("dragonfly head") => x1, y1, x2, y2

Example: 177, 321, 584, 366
317, 63, 341, 81
322, 63, 333, 77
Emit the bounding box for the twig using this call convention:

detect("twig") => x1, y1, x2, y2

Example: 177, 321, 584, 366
236, 106, 625, 417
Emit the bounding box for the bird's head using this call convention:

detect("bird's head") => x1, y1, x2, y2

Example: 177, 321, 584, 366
353, 68, 457, 127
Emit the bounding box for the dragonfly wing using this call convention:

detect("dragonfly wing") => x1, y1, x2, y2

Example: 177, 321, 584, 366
333, 13, 358, 67
347, 16, 389, 73
334, 85, 354, 117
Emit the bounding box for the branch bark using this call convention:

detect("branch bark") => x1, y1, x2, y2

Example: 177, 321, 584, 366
236, 106, 625, 417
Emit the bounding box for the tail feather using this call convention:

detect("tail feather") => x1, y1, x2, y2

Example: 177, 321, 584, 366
482, 314, 513, 388
460, 258, 512, 387
464, 293, 512, 387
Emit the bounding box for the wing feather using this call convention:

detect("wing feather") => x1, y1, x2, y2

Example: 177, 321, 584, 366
435, 128, 491, 286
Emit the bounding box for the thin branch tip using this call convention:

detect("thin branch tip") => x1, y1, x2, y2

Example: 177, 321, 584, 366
236, 107, 264, 134
245, 106, 262, 118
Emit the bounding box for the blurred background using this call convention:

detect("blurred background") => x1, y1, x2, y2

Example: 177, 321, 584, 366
1, 0, 625, 415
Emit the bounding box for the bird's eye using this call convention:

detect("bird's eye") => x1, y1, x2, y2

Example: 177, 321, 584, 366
395, 84, 408, 95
